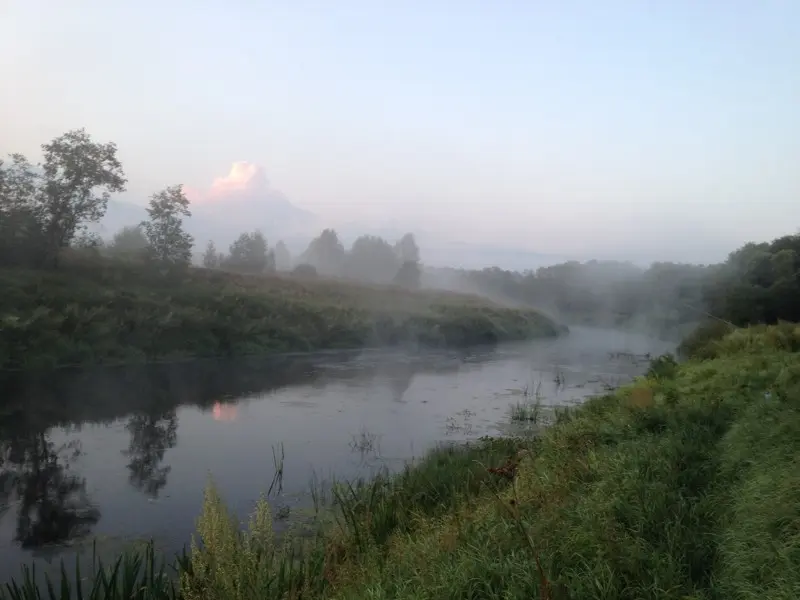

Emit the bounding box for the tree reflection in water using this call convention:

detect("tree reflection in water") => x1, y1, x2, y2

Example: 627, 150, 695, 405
123, 410, 178, 498
0, 432, 99, 549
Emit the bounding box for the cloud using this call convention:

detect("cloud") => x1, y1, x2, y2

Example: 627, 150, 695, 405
185, 161, 270, 203
173, 162, 319, 248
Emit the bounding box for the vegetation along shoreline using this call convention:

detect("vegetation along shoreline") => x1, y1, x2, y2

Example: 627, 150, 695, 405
3, 322, 799, 599
0, 258, 564, 371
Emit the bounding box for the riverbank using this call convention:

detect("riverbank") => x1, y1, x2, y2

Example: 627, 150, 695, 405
4, 323, 798, 598
0, 260, 562, 370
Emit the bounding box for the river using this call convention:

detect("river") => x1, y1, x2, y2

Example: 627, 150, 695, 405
0, 327, 674, 583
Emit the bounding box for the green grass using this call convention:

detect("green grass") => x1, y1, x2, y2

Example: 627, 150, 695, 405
0, 258, 563, 370
509, 399, 544, 423
5, 323, 800, 599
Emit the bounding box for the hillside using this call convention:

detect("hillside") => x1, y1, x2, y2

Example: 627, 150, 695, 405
0, 258, 563, 370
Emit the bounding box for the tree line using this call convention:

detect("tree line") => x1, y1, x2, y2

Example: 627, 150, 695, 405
195, 226, 420, 288
2, 129, 796, 323
0, 129, 423, 289
441, 231, 799, 335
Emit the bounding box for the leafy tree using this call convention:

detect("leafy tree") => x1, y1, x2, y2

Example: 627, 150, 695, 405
274, 240, 292, 271
392, 233, 422, 289
123, 410, 178, 498
300, 229, 346, 276
0, 155, 47, 267
142, 185, 194, 267
107, 225, 148, 258
203, 240, 221, 269
394, 260, 422, 289
0, 130, 126, 267
224, 230, 275, 274
395, 232, 420, 264
0, 432, 100, 549
345, 235, 399, 283
705, 233, 800, 325
39, 129, 127, 265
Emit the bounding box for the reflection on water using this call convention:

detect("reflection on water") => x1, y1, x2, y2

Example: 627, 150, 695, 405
124, 411, 178, 498
0, 327, 674, 582
0, 434, 98, 550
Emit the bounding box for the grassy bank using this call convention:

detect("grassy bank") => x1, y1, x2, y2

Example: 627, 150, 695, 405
5, 323, 799, 598
0, 259, 562, 370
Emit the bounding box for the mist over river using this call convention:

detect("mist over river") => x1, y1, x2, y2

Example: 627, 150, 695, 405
0, 327, 674, 582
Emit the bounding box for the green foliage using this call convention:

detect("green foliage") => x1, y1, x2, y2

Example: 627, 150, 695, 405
201, 240, 220, 269
705, 233, 800, 326
180, 483, 299, 600
645, 353, 678, 380
0, 541, 177, 600
0, 259, 560, 370
436, 259, 712, 338
107, 225, 148, 260
298, 230, 423, 287
223, 231, 275, 274
142, 185, 193, 267
39, 129, 127, 263
344, 235, 399, 284
273, 240, 292, 271
322, 325, 800, 599
0, 131, 126, 267
393, 260, 421, 290
394, 233, 420, 264
300, 228, 346, 276
678, 320, 736, 359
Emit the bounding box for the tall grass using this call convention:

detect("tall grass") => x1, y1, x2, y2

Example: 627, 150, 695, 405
1, 542, 178, 600
1, 438, 522, 599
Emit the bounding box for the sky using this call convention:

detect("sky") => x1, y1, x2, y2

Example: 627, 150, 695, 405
1, 0, 798, 265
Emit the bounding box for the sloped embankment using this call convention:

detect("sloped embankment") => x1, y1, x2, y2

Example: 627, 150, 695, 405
325, 324, 800, 599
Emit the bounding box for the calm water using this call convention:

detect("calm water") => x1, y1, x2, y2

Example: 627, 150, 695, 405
0, 327, 674, 582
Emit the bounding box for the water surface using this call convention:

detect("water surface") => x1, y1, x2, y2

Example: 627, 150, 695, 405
0, 327, 673, 582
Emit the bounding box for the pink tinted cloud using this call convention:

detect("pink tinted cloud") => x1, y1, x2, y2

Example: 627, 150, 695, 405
185, 161, 269, 204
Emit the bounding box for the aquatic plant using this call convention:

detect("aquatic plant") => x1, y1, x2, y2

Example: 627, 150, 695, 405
1, 541, 177, 600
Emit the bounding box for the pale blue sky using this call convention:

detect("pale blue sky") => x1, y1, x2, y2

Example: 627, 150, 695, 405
1, 1, 798, 264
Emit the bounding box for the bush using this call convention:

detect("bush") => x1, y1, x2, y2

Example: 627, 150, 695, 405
292, 263, 318, 278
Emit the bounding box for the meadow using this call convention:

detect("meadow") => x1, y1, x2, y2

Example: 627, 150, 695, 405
3, 322, 799, 599
0, 256, 562, 370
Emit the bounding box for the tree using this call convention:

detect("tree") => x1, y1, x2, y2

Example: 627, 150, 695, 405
225, 230, 275, 274
0, 432, 100, 549
300, 229, 346, 276
292, 263, 318, 277
203, 240, 221, 269
0, 155, 47, 267
274, 240, 292, 271
123, 410, 178, 498
142, 185, 194, 267
0, 131, 126, 267
394, 260, 422, 289
345, 235, 399, 283
39, 129, 127, 264
107, 225, 148, 258
395, 232, 420, 264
